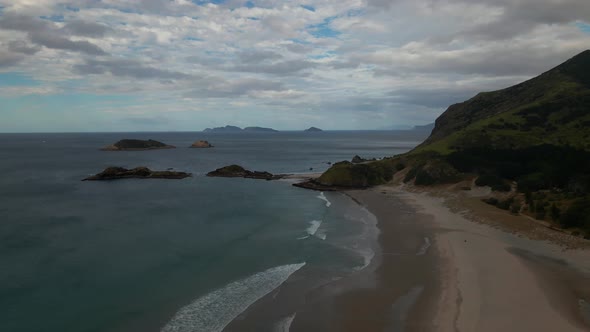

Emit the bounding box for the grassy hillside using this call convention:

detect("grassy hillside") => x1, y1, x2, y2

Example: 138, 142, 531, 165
315, 50, 590, 237
415, 50, 590, 154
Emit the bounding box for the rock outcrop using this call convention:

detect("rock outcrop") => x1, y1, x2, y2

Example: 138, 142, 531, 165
190, 140, 213, 148
101, 139, 175, 151
83, 167, 191, 181
207, 165, 285, 180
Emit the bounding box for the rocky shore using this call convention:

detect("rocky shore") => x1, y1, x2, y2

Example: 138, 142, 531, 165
83, 167, 191, 181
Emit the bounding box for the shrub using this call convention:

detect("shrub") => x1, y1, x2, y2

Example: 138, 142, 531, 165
535, 203, 546, 220
549, 203, 561, 222
510, 202, 521, 214
560, 198, 590, 229
517, 172, 547, 192
497, 197, 514, 210
483, 197, 499, 206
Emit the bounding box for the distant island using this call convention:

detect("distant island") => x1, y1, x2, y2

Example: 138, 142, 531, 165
101, 139, 175, 151
203, 125, 278, 133
83, 167, 191, 181
304, 127, 323, 132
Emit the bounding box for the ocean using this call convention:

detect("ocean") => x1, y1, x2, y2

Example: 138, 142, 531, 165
0, 131, 426, 332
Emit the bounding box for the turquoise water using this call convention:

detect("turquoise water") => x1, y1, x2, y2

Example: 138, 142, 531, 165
0, 131, 425, 332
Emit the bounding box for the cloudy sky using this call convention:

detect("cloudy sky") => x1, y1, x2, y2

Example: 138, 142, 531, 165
0, 0, 589, 132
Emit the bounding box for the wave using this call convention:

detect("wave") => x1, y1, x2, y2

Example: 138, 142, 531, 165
273, 313, 296, 332
297, 220, 326, 240
306, 220, 322, 236
416, 237, 431, 256
317, 192, 331, 207
161, 263, 306, 332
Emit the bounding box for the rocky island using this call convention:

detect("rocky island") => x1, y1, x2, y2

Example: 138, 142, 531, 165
207, 165, 285, 180
304, 127, 323, 132
190, 140, 213, 148
83, 167, 191, 181
101, 139, 175, 151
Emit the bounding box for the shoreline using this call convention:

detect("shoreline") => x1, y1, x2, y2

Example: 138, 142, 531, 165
223, 179, 590, 331
361, 184, 590, 331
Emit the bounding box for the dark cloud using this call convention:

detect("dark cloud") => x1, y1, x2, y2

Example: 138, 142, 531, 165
29, 32, 107, 55
229, 59, 317, 75
186, 78, 285, 98
365, 0, 396, 9
439, 0, 590, 41
238, 50, 283, 64
284, 43, 312, 54
7, 40, 41, 55
0, 51, 24, 68
186, 55, 226, 66
370, 45, 585, 77
62, 20, 111, 37
74, 58, 191, 79
0, 13, 108, 55
0, 13, 48, 31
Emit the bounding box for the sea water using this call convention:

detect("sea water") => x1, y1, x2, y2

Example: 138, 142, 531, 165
0, 131, 425, 332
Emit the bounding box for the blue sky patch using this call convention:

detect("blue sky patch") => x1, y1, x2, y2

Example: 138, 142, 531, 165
40, 14, 65, 22
347, 9, 365, 17
245, 1, 255, 8
290, 38, 311, 45
193, 0, 227, 5
64, 5, 80, 12
576, 22, 590, 34
0, 72, 40, 87
308, 17, 340, 38
185, 36, 204, 41
301, 5, 315, 12
309, 51, 336, 59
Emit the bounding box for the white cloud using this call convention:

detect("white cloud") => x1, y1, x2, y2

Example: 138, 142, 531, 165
0, 0, 589, 131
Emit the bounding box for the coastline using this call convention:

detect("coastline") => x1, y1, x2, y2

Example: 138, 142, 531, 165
349, 184, 590, 331
222, 179, 590, 331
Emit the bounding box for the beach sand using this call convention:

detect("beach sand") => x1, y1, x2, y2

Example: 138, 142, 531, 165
225, 183, 590, 331
362, 185, 590, 332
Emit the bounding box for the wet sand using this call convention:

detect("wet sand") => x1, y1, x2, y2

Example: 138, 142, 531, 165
225, 184, 590, 331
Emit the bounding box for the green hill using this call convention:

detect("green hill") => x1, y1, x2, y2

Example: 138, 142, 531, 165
310, 50, 590, 236
415, 50, 590, 154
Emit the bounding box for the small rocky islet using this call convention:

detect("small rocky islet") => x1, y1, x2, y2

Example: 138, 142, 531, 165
207, 165, 286, 180
190, 140, 213, 148
101, 139, 175, 151
83, 166, 191, 181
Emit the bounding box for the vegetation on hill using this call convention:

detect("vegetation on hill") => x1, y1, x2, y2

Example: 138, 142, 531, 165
312, 50, 590, 237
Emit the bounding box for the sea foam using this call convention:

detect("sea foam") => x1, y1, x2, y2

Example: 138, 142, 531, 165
416, 237, 431, 256
306, 220, 322, 236
273, 313, 296, 332
317, 192, 331, 207
161, 263, 306, 332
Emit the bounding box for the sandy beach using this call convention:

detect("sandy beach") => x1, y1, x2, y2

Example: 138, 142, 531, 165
223, 181, 590, 331
347, 184, 590, 332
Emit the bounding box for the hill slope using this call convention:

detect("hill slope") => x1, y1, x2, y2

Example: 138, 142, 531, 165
308, 50, 590, 236
416, 50, 590, 154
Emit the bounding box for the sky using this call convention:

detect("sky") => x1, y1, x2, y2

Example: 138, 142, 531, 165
0, 0, 589, 132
